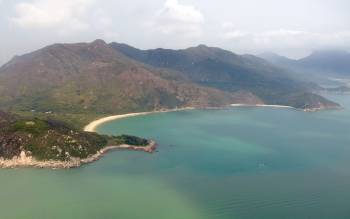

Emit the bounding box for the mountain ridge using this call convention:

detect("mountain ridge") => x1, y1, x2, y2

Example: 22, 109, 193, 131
0, 40, 339, 128
259, 50, 350, 77
110, 42, 339, 110
0, 40, 261, 121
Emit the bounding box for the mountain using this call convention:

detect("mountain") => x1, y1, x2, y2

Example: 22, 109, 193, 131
0, 110, 150, 163
259, 50, 350, 77
298, 50, 350, 76
258, 52, 297, 69
0, 40, 339, 127
111, 42, 338, 109
111, 43, 295, 89
0, 40, 244, 120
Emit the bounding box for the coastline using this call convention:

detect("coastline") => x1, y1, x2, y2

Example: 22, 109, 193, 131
231, 103, 340, 112
84, 103, 336, 133
0, 140, 157, 169
83, 105, 293, 133
1, 103, 336, 169
84, 107, 195, 133
230, 104, 294, 109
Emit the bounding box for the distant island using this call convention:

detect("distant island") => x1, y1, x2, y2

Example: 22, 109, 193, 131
0, 111, 156, 169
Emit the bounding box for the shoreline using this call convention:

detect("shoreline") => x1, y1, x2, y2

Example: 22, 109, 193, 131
83, 104, 337, 133
1, 103, 337, 169
230, 104, 294, 109
83, 104, 298, 133
84, 107, 195, 133
83, 103, 338, 132
0, 140, 157, 169
230, 103, 340, 112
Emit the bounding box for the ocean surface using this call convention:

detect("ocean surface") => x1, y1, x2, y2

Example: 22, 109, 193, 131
1, 94, 350, 219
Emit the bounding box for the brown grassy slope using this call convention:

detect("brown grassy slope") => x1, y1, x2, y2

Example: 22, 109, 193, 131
0, 40, 261, 117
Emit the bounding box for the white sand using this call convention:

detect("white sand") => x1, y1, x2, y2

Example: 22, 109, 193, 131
231, 104, 294, 109
84, 102, 334, 132
84, 104, 301, 132
84, 108, 195, 133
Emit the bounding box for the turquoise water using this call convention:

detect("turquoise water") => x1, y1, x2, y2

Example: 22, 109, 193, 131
1, 94, 350, 219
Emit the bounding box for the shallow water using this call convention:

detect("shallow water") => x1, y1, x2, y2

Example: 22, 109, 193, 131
1, 94, 350, 219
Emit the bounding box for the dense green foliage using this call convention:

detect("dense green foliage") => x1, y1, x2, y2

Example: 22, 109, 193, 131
12, 119, 49, 136
0, 111, 150, 161
110, 135, 149, 147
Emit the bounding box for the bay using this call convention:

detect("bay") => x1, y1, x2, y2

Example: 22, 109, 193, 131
1, 94, 350, 219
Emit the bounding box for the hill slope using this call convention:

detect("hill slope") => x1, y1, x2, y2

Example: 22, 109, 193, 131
111, 43, 339, 109
0, 40, 339, 125
0, 40, 246, 118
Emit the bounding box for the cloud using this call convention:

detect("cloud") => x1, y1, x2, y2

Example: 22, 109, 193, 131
221, 22, 235, 29
12, 0, 95, 33
219, 25, 350, 52
91, 8, 119, 40
10, 0, 120, 38
153, 0, 204, 37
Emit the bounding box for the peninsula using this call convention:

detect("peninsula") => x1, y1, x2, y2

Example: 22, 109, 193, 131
0, 111, 156, 169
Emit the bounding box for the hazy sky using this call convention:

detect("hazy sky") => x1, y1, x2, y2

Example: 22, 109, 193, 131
1, 0, 350, 64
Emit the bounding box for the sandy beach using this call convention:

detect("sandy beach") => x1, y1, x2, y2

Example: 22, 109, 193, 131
230, 103, 294, 109
84, 103, 329, 133
84, 105, 299, 133
84, 105, 296, 133
84, 108, 195, 133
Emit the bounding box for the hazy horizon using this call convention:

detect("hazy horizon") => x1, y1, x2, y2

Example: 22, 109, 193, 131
1, 0, 350, 64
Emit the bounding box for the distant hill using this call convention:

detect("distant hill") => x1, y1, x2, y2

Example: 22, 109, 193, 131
259, 50, 350, 77
258, 52, 298, 69
111, 42, 338, 109
298, 50, 350, 76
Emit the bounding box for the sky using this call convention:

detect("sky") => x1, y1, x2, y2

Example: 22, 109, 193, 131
0, 0, 350, 64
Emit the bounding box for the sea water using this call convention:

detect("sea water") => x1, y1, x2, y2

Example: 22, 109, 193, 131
1, 94, 350, 219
